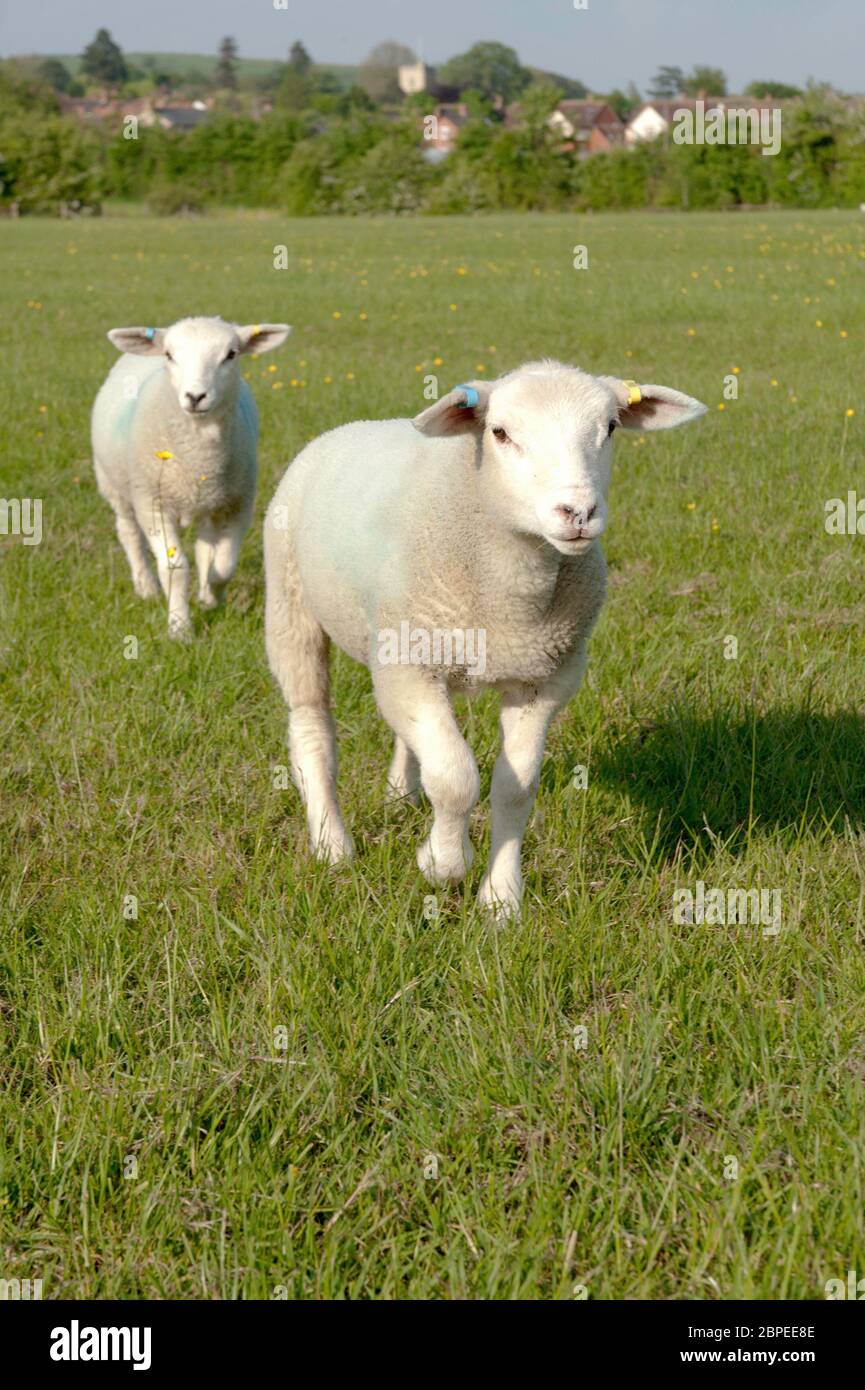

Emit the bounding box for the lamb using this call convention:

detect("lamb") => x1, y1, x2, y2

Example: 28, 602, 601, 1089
264, 360, 706, 916
92, 316, 290, 638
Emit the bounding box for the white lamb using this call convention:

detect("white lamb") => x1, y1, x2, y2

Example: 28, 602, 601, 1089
92, 316, 290, 638
264, 361, 706, 916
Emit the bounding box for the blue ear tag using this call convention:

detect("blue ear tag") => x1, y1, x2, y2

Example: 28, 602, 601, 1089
454, 384, 479, 408
144, 327, 155, 340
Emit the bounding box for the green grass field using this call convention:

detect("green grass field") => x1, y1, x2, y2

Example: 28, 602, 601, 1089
2, 209, 864, 1300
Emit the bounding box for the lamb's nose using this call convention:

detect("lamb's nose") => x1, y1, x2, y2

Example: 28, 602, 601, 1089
555, 502, 596, 526
185, 391, 206, 409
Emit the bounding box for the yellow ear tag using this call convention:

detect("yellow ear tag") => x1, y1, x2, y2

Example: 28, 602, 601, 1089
623, 380, 642, 406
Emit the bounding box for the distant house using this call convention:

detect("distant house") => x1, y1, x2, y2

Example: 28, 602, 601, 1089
549, 99, 625, 153
625, 95, 788, 146
625, 98, 691, 144
59, 96, 211, 131
504, 98, 625, 156
60, 95, 158, 125
153, 104, 210, 131
426, 102, 470, 154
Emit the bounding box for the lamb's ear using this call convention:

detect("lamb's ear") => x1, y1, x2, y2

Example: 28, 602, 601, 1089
412, 381, 491, 437
107, 327, 165, 356
602, 378, 708, 431
236, 324, 291, 355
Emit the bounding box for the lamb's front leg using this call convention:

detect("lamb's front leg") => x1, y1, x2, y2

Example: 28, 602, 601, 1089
479, 648, 588, 918
374, 664, 479, 884
196, 513, 249, 610
141, 508, 191, 640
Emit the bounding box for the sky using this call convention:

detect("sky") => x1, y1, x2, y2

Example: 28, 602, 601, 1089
0, 0, 861, 95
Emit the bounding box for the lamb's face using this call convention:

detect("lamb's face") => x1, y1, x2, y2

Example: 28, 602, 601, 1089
481, 369, 618, 555
413, 362, 708, 556
161, 318, 242, 416
106, 319, 291, 416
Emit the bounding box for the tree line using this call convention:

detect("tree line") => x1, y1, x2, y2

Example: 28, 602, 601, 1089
1, 32, 861, 216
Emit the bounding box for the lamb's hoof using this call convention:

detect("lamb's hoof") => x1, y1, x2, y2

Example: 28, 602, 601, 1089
477, 876, 522, 921
198, 587, 225, 611
417, 835, 473, 885
313, 830, 355, 865
168, 617, 193, 643
134, 571, 160, 599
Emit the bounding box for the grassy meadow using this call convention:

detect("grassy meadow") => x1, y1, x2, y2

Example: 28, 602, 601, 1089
2, 209, 865, 1299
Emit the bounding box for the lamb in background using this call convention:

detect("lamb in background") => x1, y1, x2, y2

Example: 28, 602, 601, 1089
264, 360, 706, 916
92, 316, 290, 638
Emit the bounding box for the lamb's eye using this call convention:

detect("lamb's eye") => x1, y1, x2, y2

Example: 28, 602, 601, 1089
492, 426, 509, 444
224, 349, 237, 362
608, 419, 618, 437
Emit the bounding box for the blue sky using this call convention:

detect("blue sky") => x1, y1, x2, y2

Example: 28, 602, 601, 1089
0, 0, 860, 94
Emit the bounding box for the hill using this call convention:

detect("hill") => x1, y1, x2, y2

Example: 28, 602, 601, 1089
40, 51, 361, 88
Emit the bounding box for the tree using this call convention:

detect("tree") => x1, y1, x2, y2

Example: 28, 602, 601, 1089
215, 37, 238, 90
681, 66, 728, 96
311, 70, 342, 96
529, 69, 587, 100
276, 68, 309, 111
80, 29, 128, 87
364, 42, 416, 68
520, 79, 563, 138
288, 41, 312, 75
604, 90, 625, 121
461, 88, 495, 122
37, 59, 72, 94
439, 42, 530, 104
359, 40, 415, 103
277, 40, 315, 108
745, 80, 802, 100
604, 86, 641, 121
647, 65, 684, 100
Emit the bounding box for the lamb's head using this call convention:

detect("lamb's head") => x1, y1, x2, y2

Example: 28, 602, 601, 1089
107, 317, 290, 417
413, 360, 707, 555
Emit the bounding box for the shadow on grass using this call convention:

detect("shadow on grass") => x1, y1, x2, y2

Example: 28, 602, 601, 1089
591, 704, 865, 859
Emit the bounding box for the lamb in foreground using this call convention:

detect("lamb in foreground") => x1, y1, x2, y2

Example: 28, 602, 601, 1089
264, 360, 707, 916
92, 316, 290, 638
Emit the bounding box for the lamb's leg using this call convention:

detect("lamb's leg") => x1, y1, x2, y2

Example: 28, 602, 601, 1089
140, 509, 192, 640
94, 456, 158, 599
265, 543, 353, 864
196, 513, 249, 609
374, 664, 479, 884
194, 523, 216, 608
115, 508, 159, 599
386, 735, 420, 806
479, 648, 588, 918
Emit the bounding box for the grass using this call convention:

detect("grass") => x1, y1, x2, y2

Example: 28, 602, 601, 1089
2, 209, 865, 1300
